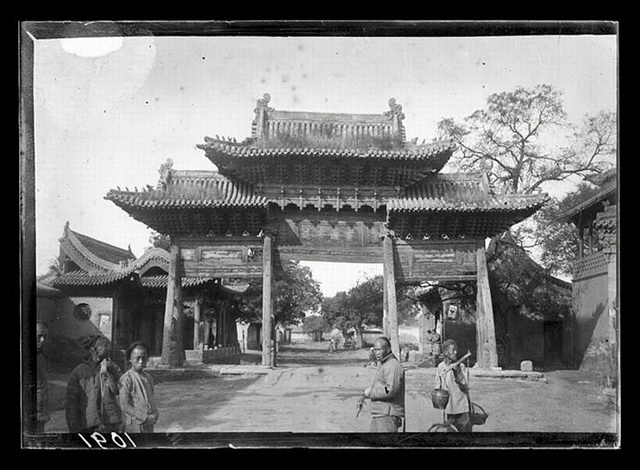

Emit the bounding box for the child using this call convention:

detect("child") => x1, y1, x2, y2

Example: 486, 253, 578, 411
434, 339, 471, 432
118, 341, 159, 433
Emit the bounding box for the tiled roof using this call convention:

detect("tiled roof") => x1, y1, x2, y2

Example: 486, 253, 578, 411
50, 269, 135, 287
140, 275, 217, 289
105, 170, 269, 210
71, 230, 135, 264
559, 185, 617, 222
140, 276, 249, 295
59, 223, 136, 273
388, 173, 549, 213
197, 137, 455, 162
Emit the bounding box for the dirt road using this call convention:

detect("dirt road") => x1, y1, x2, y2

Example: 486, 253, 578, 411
43, 339, 619, 439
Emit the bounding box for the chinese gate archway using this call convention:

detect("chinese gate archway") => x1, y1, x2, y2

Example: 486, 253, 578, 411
106, 94, 547, 368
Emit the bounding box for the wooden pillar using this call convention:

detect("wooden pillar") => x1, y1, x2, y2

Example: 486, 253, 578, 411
382, 272, 389, 337
161, 244, 185, 366
475, 239, 499, 369
261, 232, 274, 367
383, 234, 400, 358
605, 230, 618, 384
193, 298, 202, 351
204, 319, 211, 349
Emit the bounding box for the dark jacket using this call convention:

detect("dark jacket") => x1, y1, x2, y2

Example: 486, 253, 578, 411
36, 349, 50, 424
368, 353, 405, 418
65, 358, 122, 432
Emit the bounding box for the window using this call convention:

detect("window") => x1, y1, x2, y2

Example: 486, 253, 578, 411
74, 303, 92, 322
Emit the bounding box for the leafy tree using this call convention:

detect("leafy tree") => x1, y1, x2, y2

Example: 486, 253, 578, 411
437, 85, 616, 195
147, 230, 171, 251
321, 275, 384, 348
514, 182, 606, 277
301, 315, 330, 340
397, 285, 427, 326
238, 260, 323, 325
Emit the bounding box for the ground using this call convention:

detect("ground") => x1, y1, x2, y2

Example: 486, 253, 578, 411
41, 338, 619, 446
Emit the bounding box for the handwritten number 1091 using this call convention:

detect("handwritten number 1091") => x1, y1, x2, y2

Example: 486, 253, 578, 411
78, 432, 137, 448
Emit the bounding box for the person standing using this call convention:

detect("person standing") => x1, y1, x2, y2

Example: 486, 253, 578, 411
65, 335, 122, 433
363, 337, 405, 432
119, 341, 159, 433
435, 339, 472, 432
34, 321, 50, 433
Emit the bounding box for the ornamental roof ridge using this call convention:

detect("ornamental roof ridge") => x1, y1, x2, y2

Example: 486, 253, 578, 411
105, 165, 269, 209
60, 223, 135, 273
250, 94, 406, 146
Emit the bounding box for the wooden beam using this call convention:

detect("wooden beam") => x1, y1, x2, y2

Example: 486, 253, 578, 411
160, 244, 185, 366
475, 239, 499, 369
261, 232, 274, 367
383, 234, 400, 358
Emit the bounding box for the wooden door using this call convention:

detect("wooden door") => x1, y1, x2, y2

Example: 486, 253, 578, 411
544, 321, 564, 368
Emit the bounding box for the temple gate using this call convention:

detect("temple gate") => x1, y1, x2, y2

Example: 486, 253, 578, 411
106, 94, 547, 368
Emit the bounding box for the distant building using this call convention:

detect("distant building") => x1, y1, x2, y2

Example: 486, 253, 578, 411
415, 234, 573, 371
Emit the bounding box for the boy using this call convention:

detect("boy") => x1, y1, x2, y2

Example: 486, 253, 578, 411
434, 339, 472, 432
119, 341, 159, 433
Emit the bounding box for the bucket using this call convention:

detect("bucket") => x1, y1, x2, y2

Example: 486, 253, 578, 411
431, 388, 450, 410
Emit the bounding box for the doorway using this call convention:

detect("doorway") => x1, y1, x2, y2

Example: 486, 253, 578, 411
134, 304, 164, 356
544, 320, 564, 368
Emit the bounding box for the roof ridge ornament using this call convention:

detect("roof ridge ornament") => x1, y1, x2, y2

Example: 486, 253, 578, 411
252, 93, 273, 140
384, 98, 406, 142
255, 93, 272, 111
157, 158, 174, 191
385, 98, 405, 121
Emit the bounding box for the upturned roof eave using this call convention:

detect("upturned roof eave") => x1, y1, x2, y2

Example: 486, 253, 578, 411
197, 138, 456, 161
104, 192, 270, 210
557, 185, 617, 223
387, 194, 548, 213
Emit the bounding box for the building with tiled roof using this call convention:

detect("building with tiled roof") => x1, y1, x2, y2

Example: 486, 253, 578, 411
107, 96, 547, 243
560, 168, 618, 381
40, 222, 249, 366
104, 94, 549, 368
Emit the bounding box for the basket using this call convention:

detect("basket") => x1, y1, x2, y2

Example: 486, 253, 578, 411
431, 388, 450, 410
469, 402, 488, 426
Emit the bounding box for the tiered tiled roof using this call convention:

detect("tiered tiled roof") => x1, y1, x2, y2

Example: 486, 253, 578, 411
105, 95, 548, 239
196, 95, 455, 188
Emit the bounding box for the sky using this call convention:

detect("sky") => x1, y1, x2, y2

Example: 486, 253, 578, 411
30, 27, 617, 295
